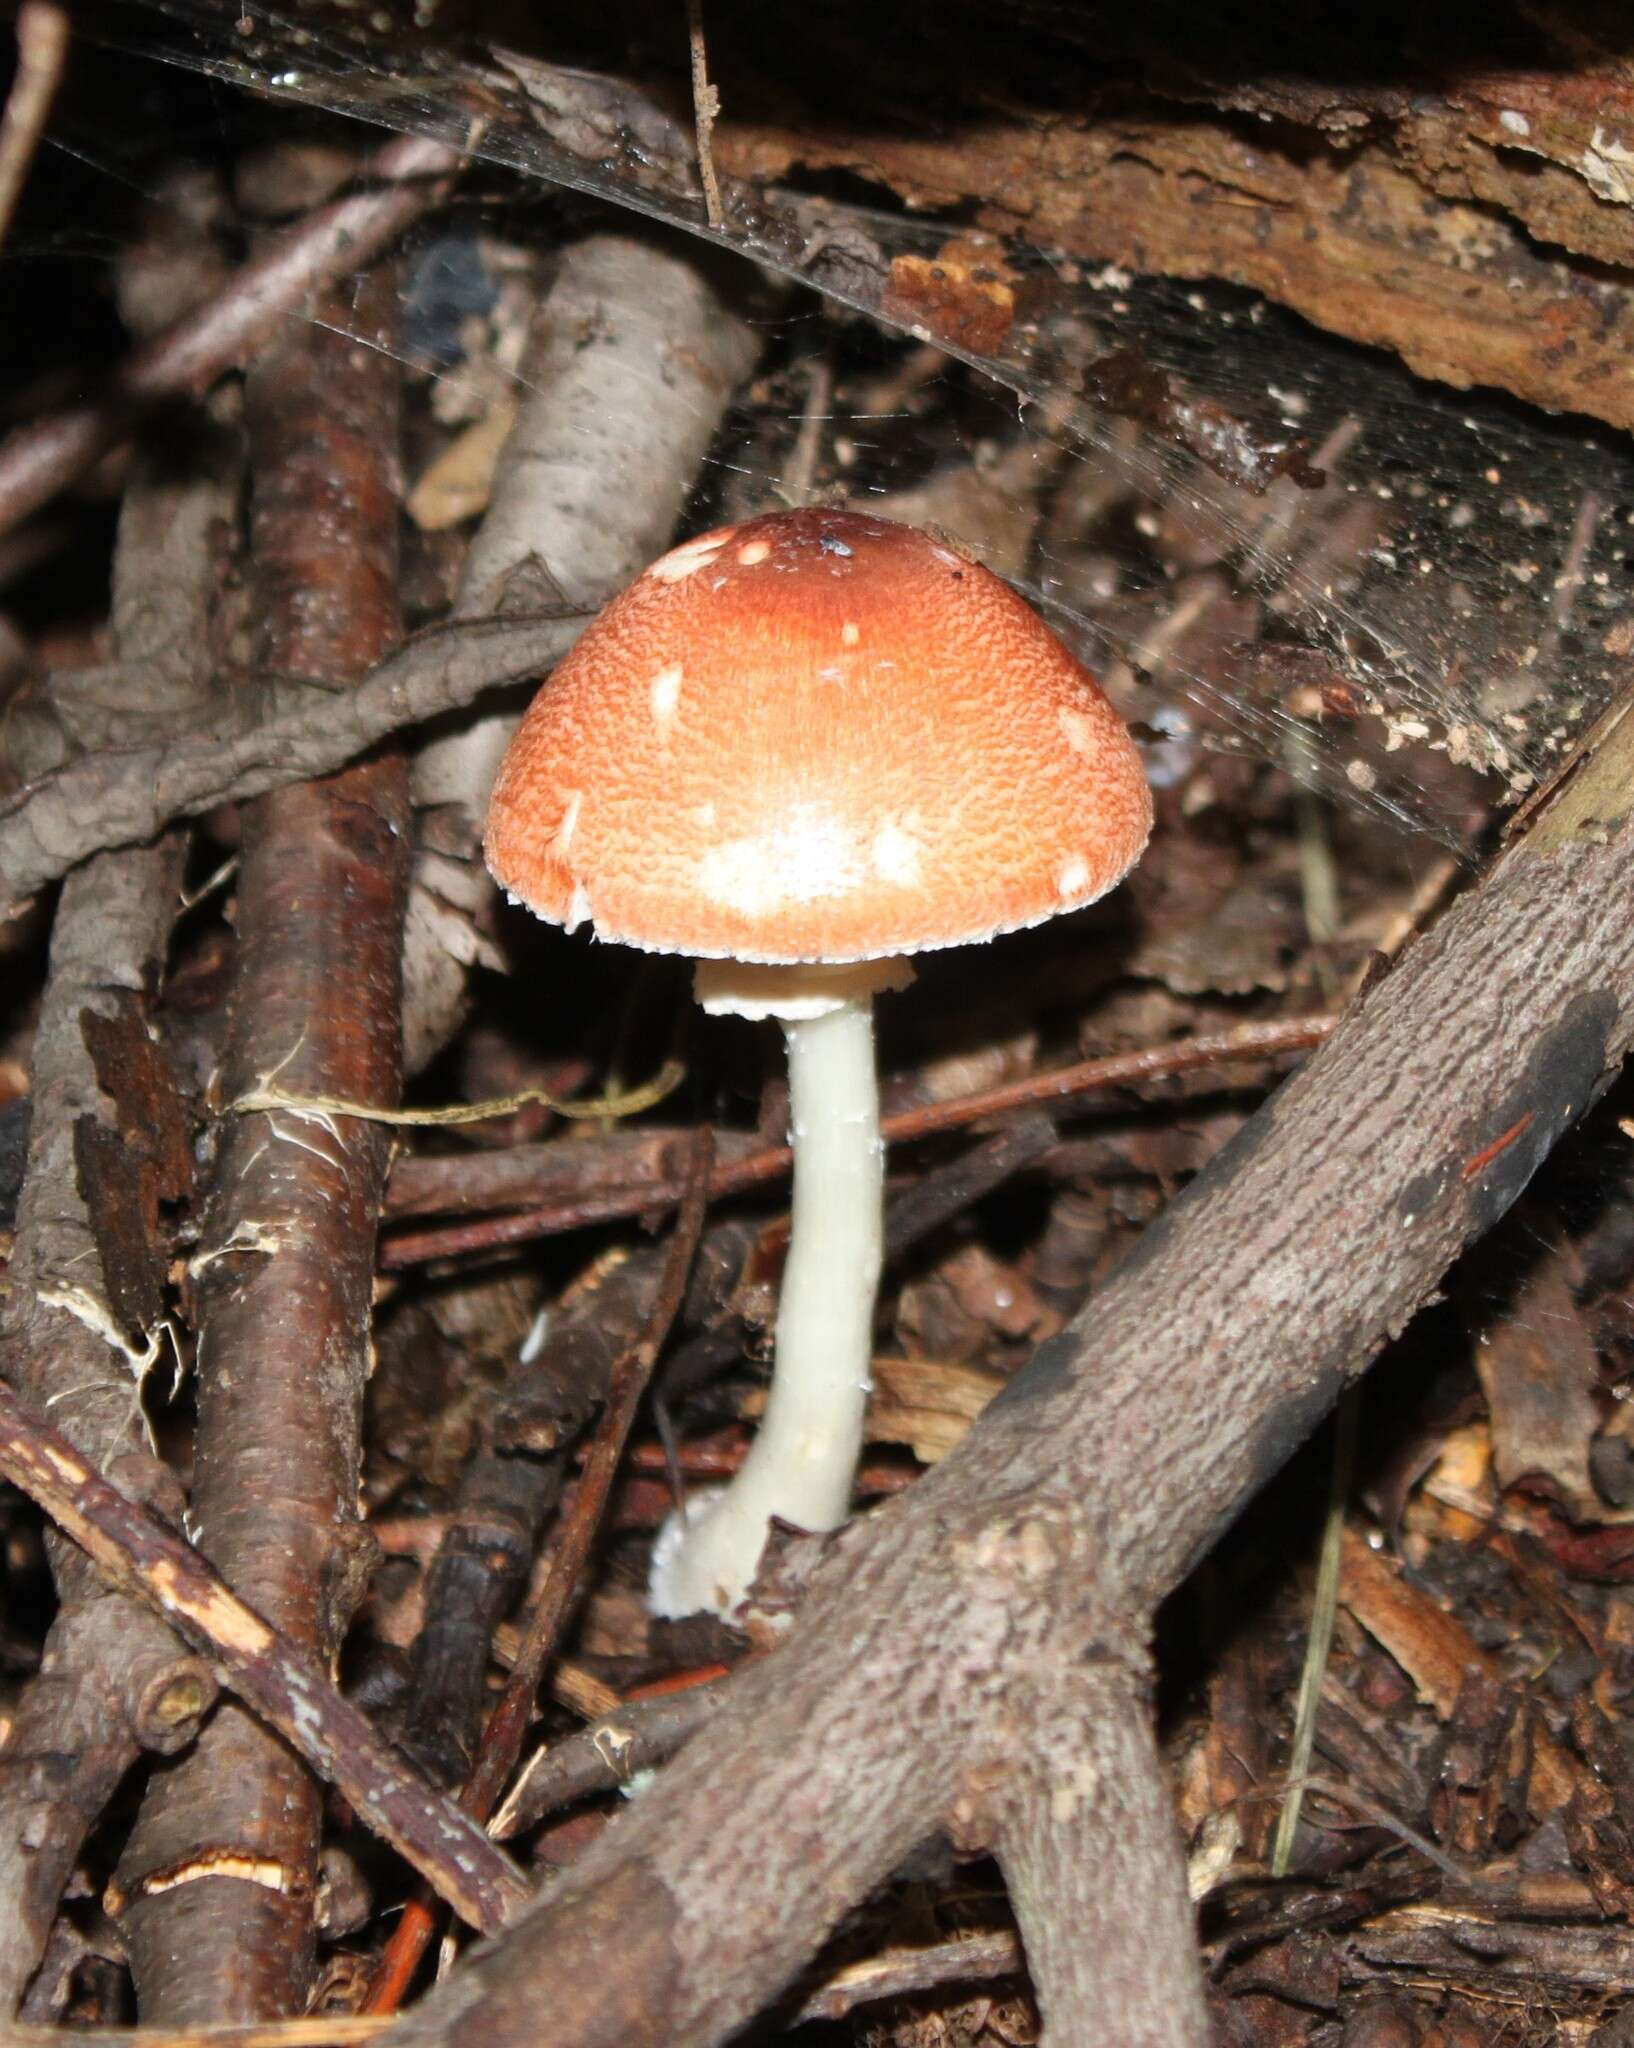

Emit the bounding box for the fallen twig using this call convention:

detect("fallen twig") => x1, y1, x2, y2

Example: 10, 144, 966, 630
494, 1679, 727, 1841
685, 0, 725, 231
0, 128, 469, 545
0, 1, 68, 249
0, 1376, 530, 1934
380, 1015, 1334, 1266
0, 611, 580, 912
112, 266, 416, 2022
0, 470, 227, 2013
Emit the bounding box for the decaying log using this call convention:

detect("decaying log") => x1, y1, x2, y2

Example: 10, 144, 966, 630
361, 19, 1634, 435
378, 704, 1634, 2045
717, 99, 1634, 431
113, 266, 413, 2023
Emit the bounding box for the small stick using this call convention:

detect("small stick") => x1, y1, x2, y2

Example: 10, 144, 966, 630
363, 1132, 718, 2012
0, 1, 68, 250
883, 1113, 1058, 1262
780, 354, 834, 509
0, 1377, 531, 1935
0, 128, 471, 543
494, 1676, 728, 1840
381, 1015, 1335, 1268
686, 0, 725, 231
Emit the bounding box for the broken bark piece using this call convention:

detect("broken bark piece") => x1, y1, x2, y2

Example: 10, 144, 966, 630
1427, 1671, 1530, 1862
879, 237, 1019, 358
1472, 1225, 1608, 1522
1339, 1529, 1577, 1818
396, 1448, 561, 1788
69, 977, 198, 1341
1564, 1698, 1634, 1921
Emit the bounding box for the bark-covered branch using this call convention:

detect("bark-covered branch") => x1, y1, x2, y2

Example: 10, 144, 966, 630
113, 265, 416, 2023
0, 611, 579, 913
403, 230, 758, 1067
0, 470, 227, 2015
380, 717, 1634, 2047
0, 128, 463, 543
0, 1376, 530, 1936
986, 1667, 1207, 2047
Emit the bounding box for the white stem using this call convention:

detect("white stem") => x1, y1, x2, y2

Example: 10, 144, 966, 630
648, 996, 883, 1617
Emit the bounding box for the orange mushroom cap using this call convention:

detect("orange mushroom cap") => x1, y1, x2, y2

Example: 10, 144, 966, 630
484, 506, 1151, 964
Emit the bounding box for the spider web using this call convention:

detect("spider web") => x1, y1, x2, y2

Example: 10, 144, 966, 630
64, 0, 1634, 849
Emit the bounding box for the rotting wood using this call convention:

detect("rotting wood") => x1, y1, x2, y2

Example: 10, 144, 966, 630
112, 261, 416, 2024
717, 108, 1634, 432
688, 11, 1634, 432
377, 667, 1634, 2047
356, 24, 1634, 435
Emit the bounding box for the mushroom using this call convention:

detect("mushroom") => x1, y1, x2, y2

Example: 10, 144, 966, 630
484, 506, 1151, 1616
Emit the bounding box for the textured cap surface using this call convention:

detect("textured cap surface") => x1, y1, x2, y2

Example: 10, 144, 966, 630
485, 507, 1151, 963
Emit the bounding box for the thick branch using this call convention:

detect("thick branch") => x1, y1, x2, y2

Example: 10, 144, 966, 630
381, 725, 1634, 2048
986, 1668, 1207, 2048
115, 267, 413, 2022
404, 230, 758, 1066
